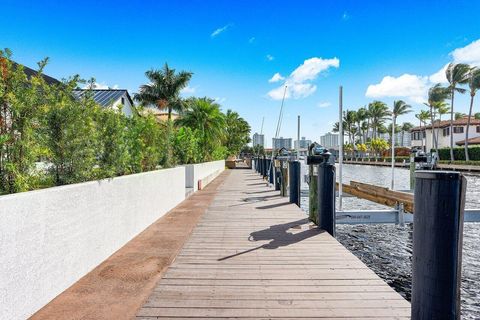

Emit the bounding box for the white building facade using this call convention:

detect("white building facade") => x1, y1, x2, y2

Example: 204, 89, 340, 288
294, 137, 312, 149
410, 117, 480, 151
320, 132, 339, 149
252, 133, 265, 147
272, 137, 292, 150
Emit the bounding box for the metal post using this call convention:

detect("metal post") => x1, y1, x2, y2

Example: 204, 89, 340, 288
280, 160, 288, 197
308, 163, 318, 223
411, 171, 466, 320
289, 161, 301, 206
398, 203, 405, 227
391, 110, 396, 190
297, 116, 300, 161
262, 157, 267, 178
338, 86, 343, 211
268, 159, 274, 184
410, 153, 415, 190
317, 152, 336, 236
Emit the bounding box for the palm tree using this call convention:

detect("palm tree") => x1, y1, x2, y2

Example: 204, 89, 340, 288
368, 101, 390, 139
426, 84, 450, 153
175, 97, 225, 160
446, 63, 470, 161
135, 63, 192, 121
356, 107, 368, 144
390, 100, 411, 189
401, 122, 414, 147
224, 110, 251, 156
343, 110, 357, 145
465, 67, 480, 161
415, 110, 430, 151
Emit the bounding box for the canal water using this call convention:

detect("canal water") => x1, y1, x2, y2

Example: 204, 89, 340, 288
299, 163, 480, 319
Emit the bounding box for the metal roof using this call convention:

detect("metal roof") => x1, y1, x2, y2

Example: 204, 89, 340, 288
73, 89, 134, 107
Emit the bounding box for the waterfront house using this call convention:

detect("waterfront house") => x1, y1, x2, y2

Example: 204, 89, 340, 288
410, 116, 480, 151
73, 89, 136, 117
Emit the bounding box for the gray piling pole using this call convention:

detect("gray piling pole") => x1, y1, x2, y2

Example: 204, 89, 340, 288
411, 171, 466, 320
268, 159, 274, 184
280, 160, 289, 197
289, 161, 301, 206
317, 153, 336, 236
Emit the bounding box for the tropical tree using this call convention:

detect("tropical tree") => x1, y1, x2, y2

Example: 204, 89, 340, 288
356, 143, 368, 159
445, 63, 470, 161
175, 97, 226, 161
355, 107, 368, 143
415, 110, 430, 150
426, 84, 450, 152
369, 138, 389, 160
224, 109, 251, 157
464, 67, 480, 161
401, 122, 414, 147
134, 64, 192, 120
391, 100, 411, 145
343, 110, 357, 145
368, 101, 390, 139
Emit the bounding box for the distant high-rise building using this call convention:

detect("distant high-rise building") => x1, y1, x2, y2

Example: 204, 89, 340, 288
294, 137, 311, 149
272, 137, 292, 150
252, 133, 265, 147
320, 132, 339, 149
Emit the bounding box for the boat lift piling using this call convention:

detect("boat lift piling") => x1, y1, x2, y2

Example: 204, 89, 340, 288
411, 171, 466, 320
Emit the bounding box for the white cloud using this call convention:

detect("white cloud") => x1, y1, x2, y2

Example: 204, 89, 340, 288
211, 24, 231, 38
428, 63, 449, 84
82, 82, 118, 89
249, 37, 255, 43
317, 101, 331, 108
365, 74, 428, 104
180, 85, 197, 95
290, 57, 339, 82
268, 73, 285, 83
365, 38, 480, 104
267, 57, 340, 100
266, 54, 274, 61
451, 39, 480, 66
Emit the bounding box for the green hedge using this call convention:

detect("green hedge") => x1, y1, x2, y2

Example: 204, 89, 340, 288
437, 146, 480, 161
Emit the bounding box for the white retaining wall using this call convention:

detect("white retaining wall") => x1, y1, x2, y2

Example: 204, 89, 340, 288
185, 160, 225, 192
0, 167, 186, 320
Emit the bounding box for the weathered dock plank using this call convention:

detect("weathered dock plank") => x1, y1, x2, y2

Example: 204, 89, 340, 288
136, 169, 410, 319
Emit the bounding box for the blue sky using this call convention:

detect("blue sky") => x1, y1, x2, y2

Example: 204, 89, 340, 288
2, 0, 480, 147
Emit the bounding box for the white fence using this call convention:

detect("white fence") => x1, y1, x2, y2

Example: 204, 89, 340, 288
0, 160, 224, 320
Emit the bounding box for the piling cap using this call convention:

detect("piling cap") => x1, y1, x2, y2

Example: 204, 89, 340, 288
415, 170, 462, 180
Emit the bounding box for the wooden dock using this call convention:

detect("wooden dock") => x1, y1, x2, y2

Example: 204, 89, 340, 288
136, 169, 410, 319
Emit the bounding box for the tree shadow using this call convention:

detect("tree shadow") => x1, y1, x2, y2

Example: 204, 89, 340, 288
218, 218, 322, 261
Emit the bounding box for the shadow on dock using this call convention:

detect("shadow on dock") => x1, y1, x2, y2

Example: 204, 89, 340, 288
218, 218, 321, 261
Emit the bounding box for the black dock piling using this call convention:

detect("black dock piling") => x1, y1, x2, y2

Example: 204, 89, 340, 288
289, 160, 301, 207
411, 171, 466, 320
316, 152, 336, 236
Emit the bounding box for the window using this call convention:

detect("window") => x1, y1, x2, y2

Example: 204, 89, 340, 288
443, 127, 450, 136
476, 126, 480, 133
453, 126, 464, 134
121, 97, 125, 105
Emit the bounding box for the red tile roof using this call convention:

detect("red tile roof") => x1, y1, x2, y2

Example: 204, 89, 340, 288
456, 136, 480, 145
411, 117, 480, 131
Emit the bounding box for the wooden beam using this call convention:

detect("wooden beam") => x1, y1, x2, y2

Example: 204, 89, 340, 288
336, 181, 414, 213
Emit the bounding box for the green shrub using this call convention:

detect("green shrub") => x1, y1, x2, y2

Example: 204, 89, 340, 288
437, 146, 480, 161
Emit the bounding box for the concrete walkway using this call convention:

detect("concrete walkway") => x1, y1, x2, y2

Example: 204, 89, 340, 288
137, 169, 410, 319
